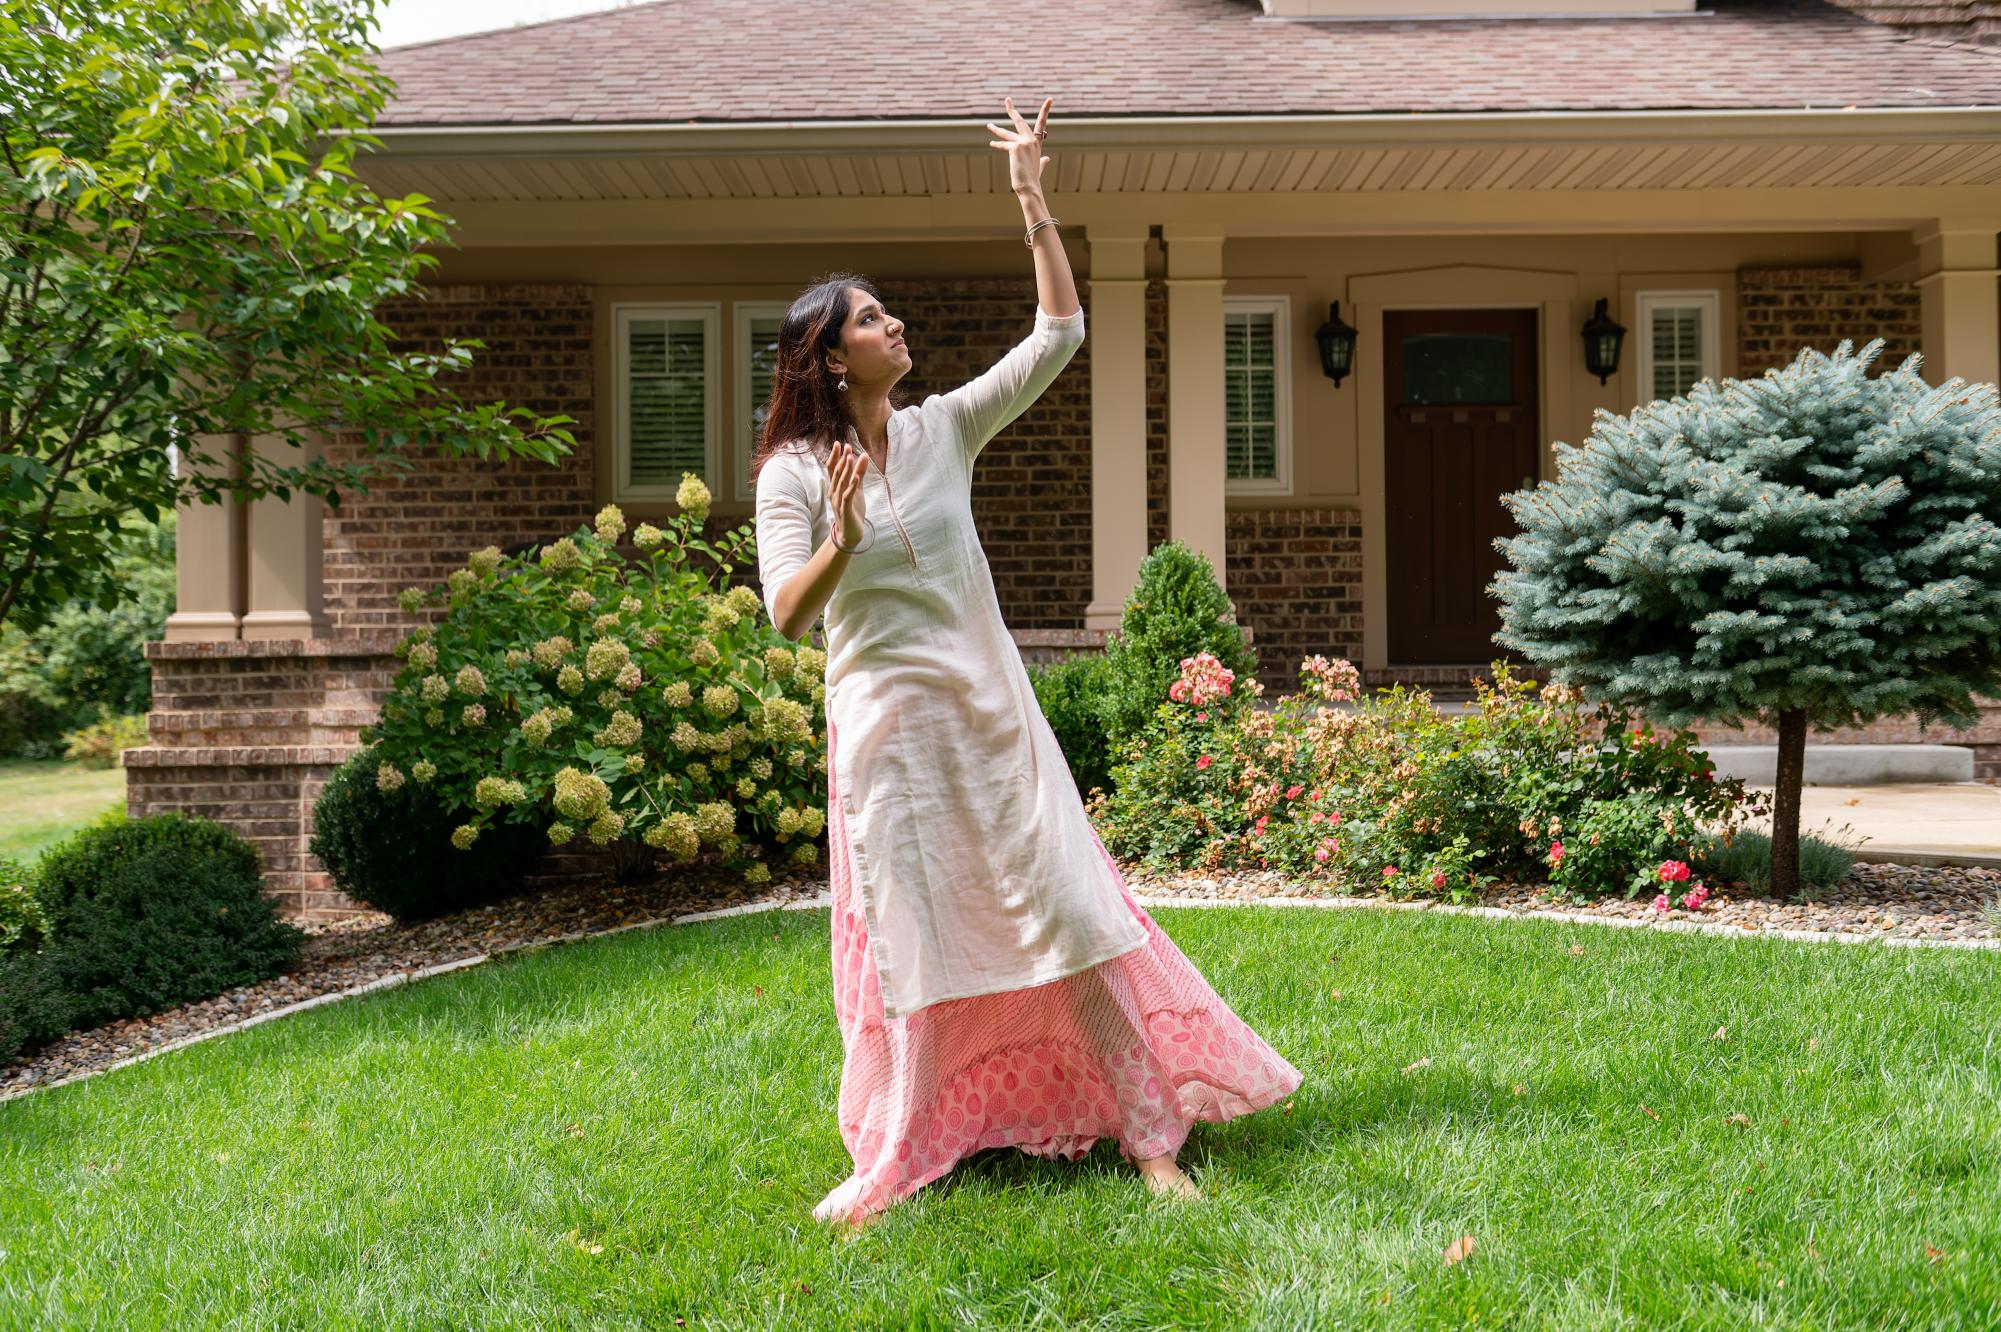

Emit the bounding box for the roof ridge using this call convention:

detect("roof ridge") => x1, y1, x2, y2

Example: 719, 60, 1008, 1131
371, 0, 679, 56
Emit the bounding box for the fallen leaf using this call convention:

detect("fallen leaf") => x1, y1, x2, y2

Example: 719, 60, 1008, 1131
1808, 1038, 1818, 1051
1807, 1242, 1821, 1259
1511, 1084, 1527, 1097
1640, 1104, 1660, 1120
1926, 1244, 1947, 1264
1402, 1057, 1432, 1075
753, 985, 764, 998
1379, 1290, 1393, 1305
1331, 990, 1343, 1002
1282, 1099, 1295, 1114
1728, 1114, 1751, 1129
1443, 1235, 1476, 1266
1713, 1025, 1729, 1042
1569, 944, 1587, 956
216, 1151, 230, 1163
568, 1123, 586, 1139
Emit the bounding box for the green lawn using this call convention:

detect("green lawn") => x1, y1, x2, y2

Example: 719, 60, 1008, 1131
0, 759, 124, 865
0, 906, 1995, 1328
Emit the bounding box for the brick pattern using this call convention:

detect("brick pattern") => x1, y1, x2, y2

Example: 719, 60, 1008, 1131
1737, 265, 1924, 375
322, 284, 599, 634
1225, 508, 1365, 696
1829, 0, 2001, 43
371, 0, 2001, 125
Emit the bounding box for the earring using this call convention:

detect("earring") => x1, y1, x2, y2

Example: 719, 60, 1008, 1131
837, 375, 848, 391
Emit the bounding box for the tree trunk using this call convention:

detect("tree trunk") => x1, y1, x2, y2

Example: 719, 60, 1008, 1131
1770, 708, 1807, 899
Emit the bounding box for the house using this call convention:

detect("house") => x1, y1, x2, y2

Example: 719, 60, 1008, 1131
137, 0, 2001, 917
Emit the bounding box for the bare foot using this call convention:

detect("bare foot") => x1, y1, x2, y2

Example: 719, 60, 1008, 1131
824, 1208, 881, 1237
1135, 1154, 1203, 1201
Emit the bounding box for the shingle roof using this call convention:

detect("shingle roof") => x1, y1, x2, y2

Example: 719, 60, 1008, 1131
372, 0, 2001, 127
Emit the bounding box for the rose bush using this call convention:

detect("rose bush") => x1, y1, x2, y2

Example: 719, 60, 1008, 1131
1086, 654, 1764, 902
360, 477, 828, 887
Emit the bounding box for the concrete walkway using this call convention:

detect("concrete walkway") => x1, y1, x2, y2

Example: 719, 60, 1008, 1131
1740, 783, 2001, 866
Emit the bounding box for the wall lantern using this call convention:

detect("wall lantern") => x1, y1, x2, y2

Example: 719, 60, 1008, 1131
1315, 301, 1359, 387
1581, 297, 1627, 386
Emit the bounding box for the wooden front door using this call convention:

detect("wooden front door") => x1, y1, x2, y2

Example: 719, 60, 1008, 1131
1384, 308, 1541, 665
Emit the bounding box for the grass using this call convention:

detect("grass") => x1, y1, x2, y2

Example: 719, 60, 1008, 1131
0, 759, 124, 865
1, 905, 1997, 1328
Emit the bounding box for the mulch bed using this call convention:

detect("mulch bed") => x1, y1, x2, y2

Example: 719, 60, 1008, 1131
4, 858, 1995, 1102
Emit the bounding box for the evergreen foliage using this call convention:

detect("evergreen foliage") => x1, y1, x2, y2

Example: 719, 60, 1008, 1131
1493, 340, 2001, 894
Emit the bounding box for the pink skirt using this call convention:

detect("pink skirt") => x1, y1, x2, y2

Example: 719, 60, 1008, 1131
813, 718, 1306, 1225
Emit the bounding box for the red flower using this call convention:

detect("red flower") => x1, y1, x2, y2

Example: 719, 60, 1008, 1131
1431, 870, 1447, 890
1382, 865, 1400, 879
1548, 840, 1566, 865
1658, 859, 1691, 883
1285, 784, 1304, 800
1195, 755, 1213, 770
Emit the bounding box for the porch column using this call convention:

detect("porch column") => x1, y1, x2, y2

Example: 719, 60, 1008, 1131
1083, 222, 1152, 630
239, 431, 329, 640
1914, 220, 2000, 386
1162, 223, 1228, 588
162, 433, 246, 642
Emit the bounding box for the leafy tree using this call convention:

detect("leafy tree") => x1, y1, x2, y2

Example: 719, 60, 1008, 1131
1492, 341, 2001, 897
0, 0, 576, 630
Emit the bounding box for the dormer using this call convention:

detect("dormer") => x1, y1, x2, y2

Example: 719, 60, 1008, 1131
1256, 0, 1695, 17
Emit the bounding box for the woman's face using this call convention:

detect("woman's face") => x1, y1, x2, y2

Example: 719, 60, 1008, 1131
829, 287, 909, 389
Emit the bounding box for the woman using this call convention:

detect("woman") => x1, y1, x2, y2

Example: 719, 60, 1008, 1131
752, 96, 1303, 1231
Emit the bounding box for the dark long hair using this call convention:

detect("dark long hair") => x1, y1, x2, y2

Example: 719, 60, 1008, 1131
749, 272, 911, 489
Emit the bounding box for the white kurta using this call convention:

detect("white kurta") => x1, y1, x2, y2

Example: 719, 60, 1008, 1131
755, 304, 1148, 1018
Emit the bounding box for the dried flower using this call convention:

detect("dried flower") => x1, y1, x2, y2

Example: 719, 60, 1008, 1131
594, 711, 643, 748
594, 504, 627, 543
552, 767, 611, 822
586, 639, 631, 681
532, 636, 573, 670
454, 664, 487, 697
406, 641, 438, 671
419, 673, 449, 704
376, 763, 405, 793
461, 703, 486, 727
557, 665, 585, 696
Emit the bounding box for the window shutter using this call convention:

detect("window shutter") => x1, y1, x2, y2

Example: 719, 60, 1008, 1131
1649, 305, 1706, 400
1224, 310, 1278, 481
626, 316, 707, 489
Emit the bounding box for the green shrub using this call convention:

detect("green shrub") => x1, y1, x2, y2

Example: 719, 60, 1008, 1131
31, 813, 303, 1033
0, 856, 48, 953
310, 747, 550, 922
1027, 651, 1116, 801
60, 711, 150, 768
0, 947, 73, 1067
1096, 542, 1259, 758
362, 486, 826, 889
0, 516, 173, 758
1691, 826, 1859, 898
1088, 655, 1764, 902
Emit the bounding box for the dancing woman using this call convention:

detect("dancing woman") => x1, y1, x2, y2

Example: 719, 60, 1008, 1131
752, 96, 1303, 1230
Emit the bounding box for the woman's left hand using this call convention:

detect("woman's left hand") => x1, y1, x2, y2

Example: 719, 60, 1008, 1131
986, 96, 1051, 196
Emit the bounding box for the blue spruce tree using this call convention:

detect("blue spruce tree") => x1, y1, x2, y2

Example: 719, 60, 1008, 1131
1492, 340, 2001, 897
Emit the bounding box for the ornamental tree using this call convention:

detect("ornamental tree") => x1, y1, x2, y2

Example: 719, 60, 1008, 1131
0, 0, 576, 629
1492, 340, 2001, 897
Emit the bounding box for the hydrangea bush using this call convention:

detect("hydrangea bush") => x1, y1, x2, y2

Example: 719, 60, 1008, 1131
1086, 653, 1764, 904
361, 478, 828, 887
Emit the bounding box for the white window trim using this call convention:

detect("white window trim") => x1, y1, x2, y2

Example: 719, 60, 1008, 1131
611, 301, 720, 504
1634, 290, 1721, 403
1222, 294, 1293, 497
733, 300, 790, 505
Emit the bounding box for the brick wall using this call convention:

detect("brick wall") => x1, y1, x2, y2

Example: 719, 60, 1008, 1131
1737, 265, 1923, 376
322, 283, 600, 634
1225, 508, 1365, 696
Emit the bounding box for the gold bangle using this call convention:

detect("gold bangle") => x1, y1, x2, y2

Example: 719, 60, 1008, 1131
1025, 216, 1061, 246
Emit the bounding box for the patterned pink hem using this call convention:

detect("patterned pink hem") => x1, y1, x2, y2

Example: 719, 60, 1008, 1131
813, 719, 1306, 1226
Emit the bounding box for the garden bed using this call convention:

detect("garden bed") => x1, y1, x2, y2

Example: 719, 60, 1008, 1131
5, 852, 1993, 1102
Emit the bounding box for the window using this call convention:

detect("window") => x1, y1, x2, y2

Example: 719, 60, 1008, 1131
612, 302, 718, 501
1635, 291, 1720, 402
1223, 296, 1292, 495
733, 302, 789, 504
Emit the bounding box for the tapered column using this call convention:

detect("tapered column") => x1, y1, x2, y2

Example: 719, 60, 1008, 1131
1162, 223, 1228, 589
239, 432, 329, 640
1084, 222, 1152, 630
162, 433, 246, 642
1915, 220, 2000, 386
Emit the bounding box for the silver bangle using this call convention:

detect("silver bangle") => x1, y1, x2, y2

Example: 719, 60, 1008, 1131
1025, 216, 1061, 246
831, 516, 875, 554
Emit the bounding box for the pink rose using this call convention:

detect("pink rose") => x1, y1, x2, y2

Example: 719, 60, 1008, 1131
1195, 711, 1208, 722
1658, 859, 1691, 883
1309, 812, 1324, 825
1314, 847, 1331, 862
1285, 785, 1304, 800
1431, 870, 1447, 890
1651, 893, 1672, 913
1195, 755, 1213, 770
1382, 866, 1400, 879
1548, 840, 1565, 865
1684, 883, 1710, 910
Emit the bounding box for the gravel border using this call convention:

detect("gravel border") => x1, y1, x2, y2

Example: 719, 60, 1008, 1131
3, 859, 1995, 1105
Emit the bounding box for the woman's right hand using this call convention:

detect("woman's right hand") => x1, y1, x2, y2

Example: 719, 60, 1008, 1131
828, 437, 869, 549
